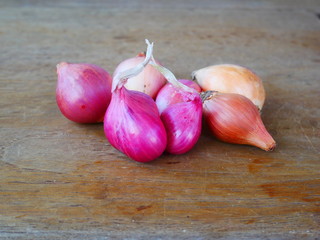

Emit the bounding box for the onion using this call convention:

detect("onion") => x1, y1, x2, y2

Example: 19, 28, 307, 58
156, 80, 201, 115
192, 64, 266, 110
113, 52, 166, 99
56, 62, 112, 123
178, 79, 202, 93
201, 91, 276, 151
104, 40, 167, 162
151, 62, 202, 155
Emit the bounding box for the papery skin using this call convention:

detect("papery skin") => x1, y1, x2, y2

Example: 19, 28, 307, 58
202, 92, 275, 151
56, 62, 112, 123
156, 80, 202, 154
179, 79, 202, 93
156, 79, 201, 114
113, 54, 166, 99
104, 87, 167, 162
193, 64, 265, 110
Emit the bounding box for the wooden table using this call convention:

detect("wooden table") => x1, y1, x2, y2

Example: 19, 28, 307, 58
1, 1, 319, 239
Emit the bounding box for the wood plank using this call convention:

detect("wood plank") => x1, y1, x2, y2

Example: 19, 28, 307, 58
0, 1, 319, 239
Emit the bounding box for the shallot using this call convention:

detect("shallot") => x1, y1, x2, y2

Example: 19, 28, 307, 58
192, 64, 266, 110
113, 52, 166, 99
56, 62, 112, 123
201, 91, 276, 151
151, 62, 203, 155
104, 40, 167, 162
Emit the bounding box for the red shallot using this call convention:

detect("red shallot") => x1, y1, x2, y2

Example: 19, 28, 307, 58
56, 62, 112, 123
151, 62, 203, 155
104, 40, 167, 162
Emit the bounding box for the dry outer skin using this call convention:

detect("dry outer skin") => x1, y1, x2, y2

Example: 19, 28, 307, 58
193, 64, 266, 110
0, 0, 319, 239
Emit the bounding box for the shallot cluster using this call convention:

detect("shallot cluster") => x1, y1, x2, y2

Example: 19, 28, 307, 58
56, 39, 276, 163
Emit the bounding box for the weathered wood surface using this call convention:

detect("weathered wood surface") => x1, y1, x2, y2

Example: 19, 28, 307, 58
0, 0, 319, 239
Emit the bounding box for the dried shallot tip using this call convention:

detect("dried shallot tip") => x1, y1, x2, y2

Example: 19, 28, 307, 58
201, 91, 276, 151
56, 62, 112, 123
193, 64, 266, 110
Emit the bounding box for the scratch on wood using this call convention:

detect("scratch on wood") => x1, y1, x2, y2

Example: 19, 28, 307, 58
202, 168, 208, 195
274, 102, 286, 117
299, 120, 318, 153
249, 208, 259, 216
163, 198, 166, 218
136, 205, 152, 211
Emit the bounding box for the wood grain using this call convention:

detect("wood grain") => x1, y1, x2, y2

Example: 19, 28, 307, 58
0, 0, 319, 239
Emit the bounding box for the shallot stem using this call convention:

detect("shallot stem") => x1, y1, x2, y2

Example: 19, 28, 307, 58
200, 91, 217, 102
112, 39, 154, 92
148, 55, 195, 93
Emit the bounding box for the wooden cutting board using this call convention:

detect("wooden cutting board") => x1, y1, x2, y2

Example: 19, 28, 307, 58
0, 1, 319, 239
